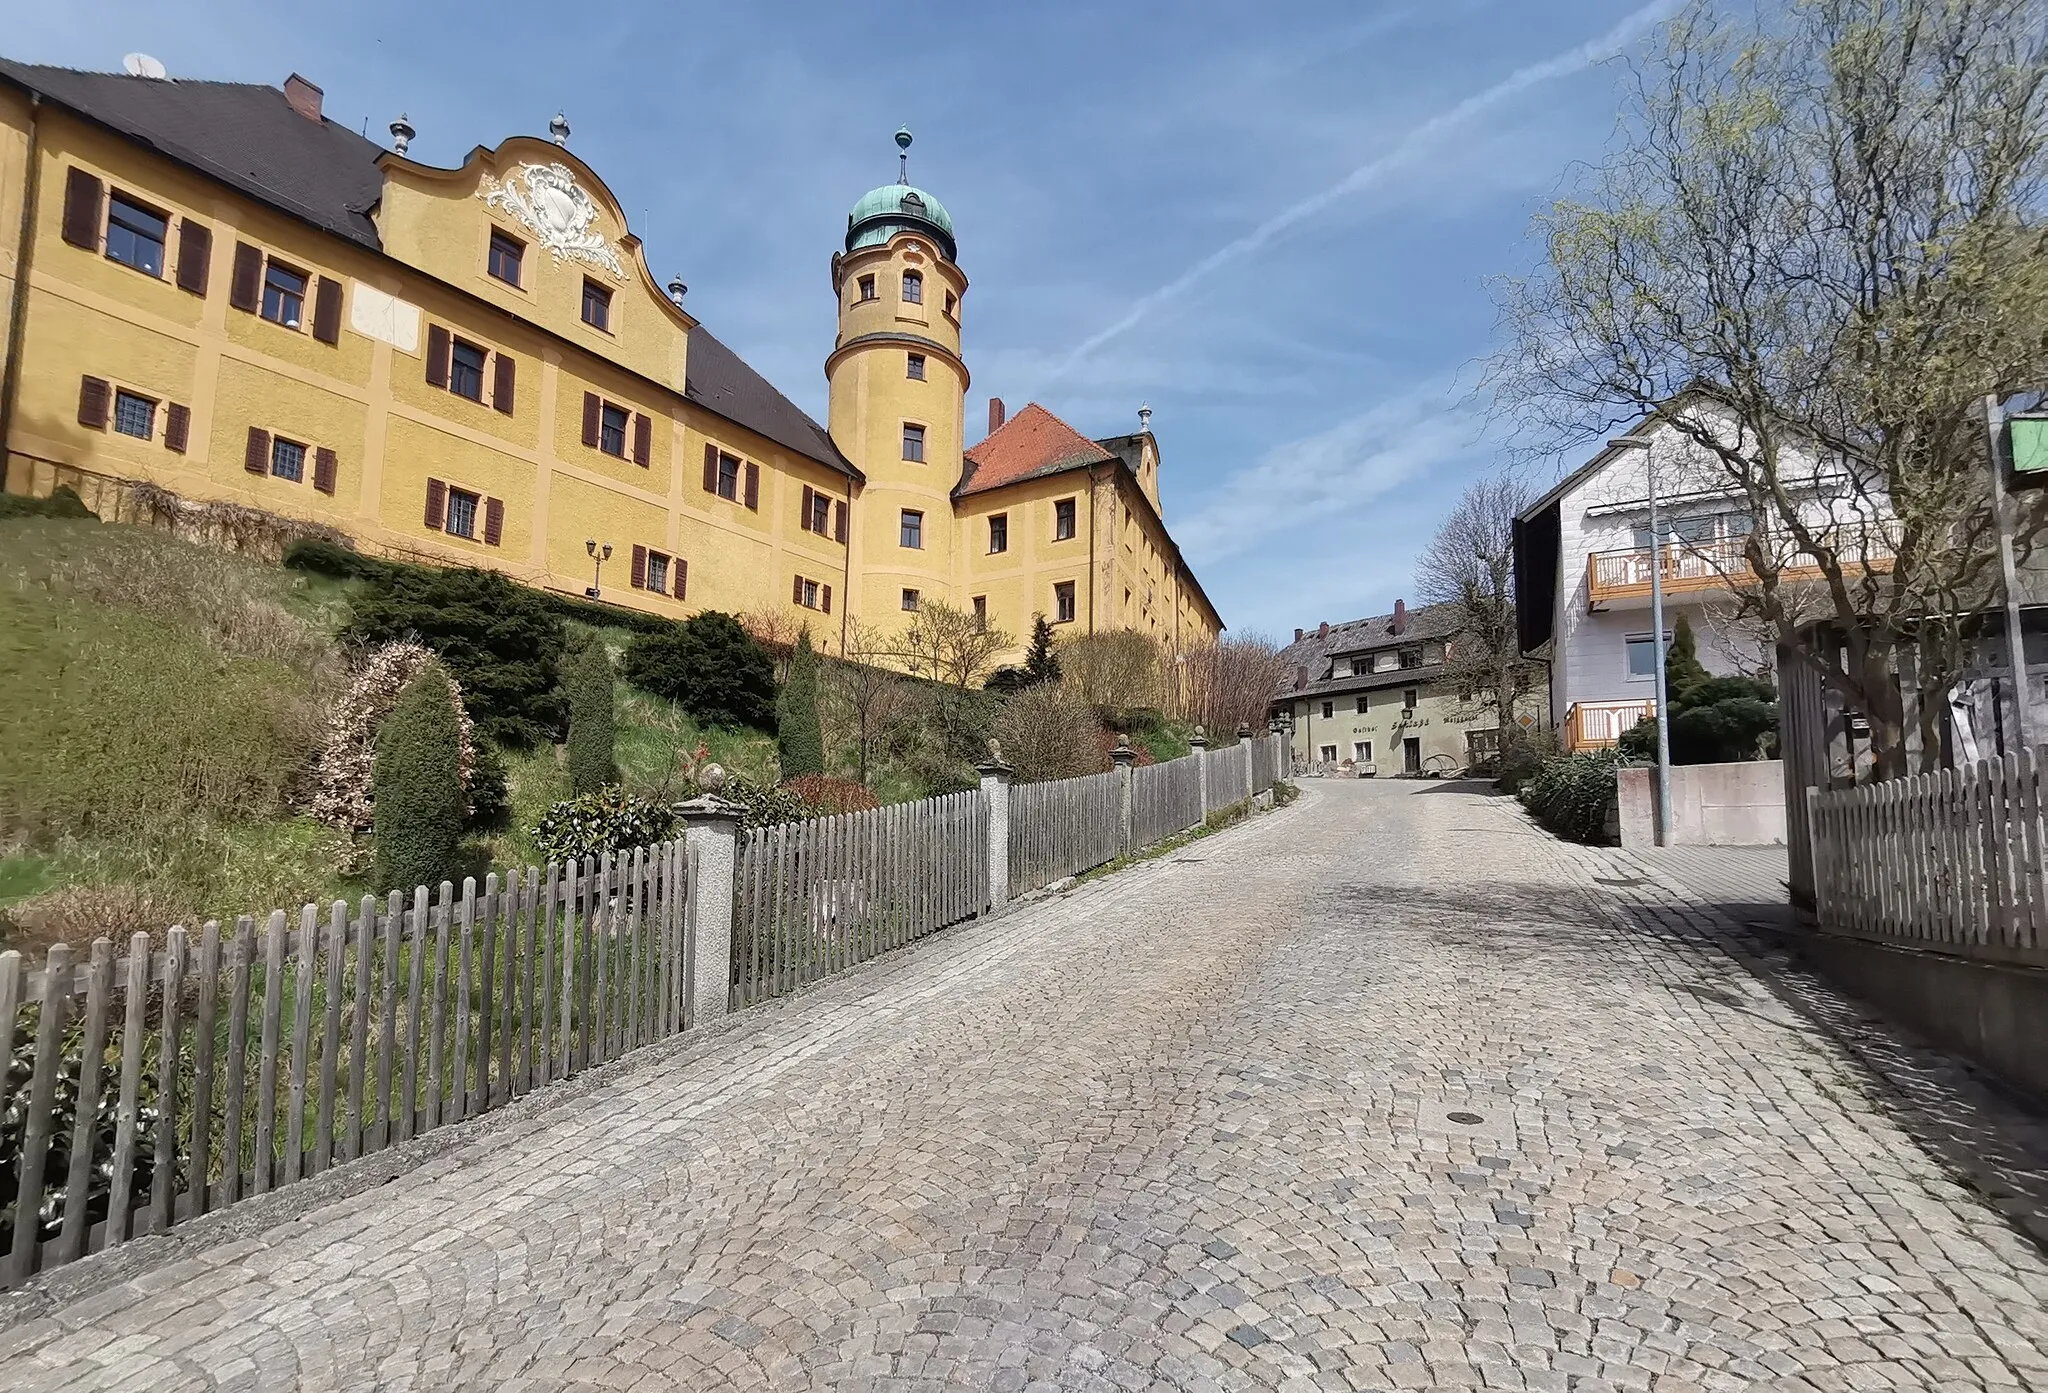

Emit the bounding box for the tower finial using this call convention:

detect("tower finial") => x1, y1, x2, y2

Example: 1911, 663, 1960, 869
1138, 402, 1152, 434
895, 125, 913, 184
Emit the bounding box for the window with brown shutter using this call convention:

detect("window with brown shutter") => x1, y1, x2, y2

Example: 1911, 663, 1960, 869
483, 497, 504, 546
632, 544, 648, 589
582, 392, 602, 448
821, 584, 831, 614
165, 402, 190, 453
799, 484, 815, 531
175, 221, 211, 295
833, 499, 846, 543
493, 353, 516, 416
424, 477, 446, 529
702, 442, 718, 493
229, 242, 263, 312
245, 426, 270, 474
674, 559, 687, 601
76, 375, 110, 429
313, 447, 337, 495
744, 460, 759, 510
631, 413, 650, 466
60, 168, 102, 249
425, 325, 451, 388
311, 277, 342, 343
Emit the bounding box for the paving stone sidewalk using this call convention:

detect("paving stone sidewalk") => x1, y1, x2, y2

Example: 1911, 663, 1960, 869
5, 781, 2048, 1391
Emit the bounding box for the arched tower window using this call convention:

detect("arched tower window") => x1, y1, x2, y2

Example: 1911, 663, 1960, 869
902, 270, 923, 305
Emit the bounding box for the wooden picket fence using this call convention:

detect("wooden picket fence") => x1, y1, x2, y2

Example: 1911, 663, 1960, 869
1131, 756, 1205, 851
1009, 770, 1123, 897
1250, 735, 1279, 795
0, 843, 693, 1288
1205, 742, 1251, 806
730, 789, 989, 1009
1808, 748, 2048, 963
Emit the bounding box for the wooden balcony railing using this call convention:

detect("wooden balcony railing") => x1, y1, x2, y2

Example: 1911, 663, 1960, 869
1565, 699, 1656, 752
1586, 531, 1895, 607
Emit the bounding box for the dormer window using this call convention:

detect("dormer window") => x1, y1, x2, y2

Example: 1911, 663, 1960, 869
488, 230, 523, 287
902, 270, 923, 305
901, 192, 926, 216
857, 275, 876, 302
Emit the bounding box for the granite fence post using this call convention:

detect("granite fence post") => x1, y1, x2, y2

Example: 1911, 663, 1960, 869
680, 795, 743, 1024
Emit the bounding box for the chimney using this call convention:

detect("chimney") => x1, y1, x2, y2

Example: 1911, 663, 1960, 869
283, 74, 323, 123
989, 397, 1006, 433
1392, 599, 1407, 635
1294, 627, 1304, 642
1318, 621, 1329, 640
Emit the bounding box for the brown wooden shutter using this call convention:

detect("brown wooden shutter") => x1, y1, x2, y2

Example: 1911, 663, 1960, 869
582, 392, 602, 448
793, 574, 804, 604
245, 426, 270, 474
833, 499, 846, 543
76, 375, 110, 429
493, 352, 516, 416
424, 478, 446, 529
60, 169, 102, 249
631, 544, 647, 589
175, 220, 212, 295
631, 413, 651, 466
483, 497, 504, 546
164, 402, 190, 453
311, 277, 342, 343
821, 583, 831, 614
674, 559, 687, 601
229, 242, 263, 312
744, 460, 759, 510
800, 484, 815, 531
425, 325, 451, 388
702, 443, 718, 493
313, 446, 337, 495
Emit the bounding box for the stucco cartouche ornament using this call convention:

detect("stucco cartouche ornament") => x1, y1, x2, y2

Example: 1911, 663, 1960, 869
478, 162, 625, 279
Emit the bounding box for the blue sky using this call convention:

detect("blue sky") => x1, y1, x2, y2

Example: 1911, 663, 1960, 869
17, 1, 1673, 637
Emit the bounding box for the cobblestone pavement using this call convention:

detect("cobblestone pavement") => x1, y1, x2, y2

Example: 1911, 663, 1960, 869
6, 781, 2048, 1392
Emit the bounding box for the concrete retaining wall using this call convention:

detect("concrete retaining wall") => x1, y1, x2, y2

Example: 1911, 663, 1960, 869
1619, 759, 1786, 848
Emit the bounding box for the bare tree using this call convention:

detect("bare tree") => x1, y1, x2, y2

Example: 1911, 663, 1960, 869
992, 682, 1110, 782
1177, 635, 1289, 739
1056, 630, 1166, 712
739, 605, 808, 680
1493, 0, 2048, 775
894, 601, 1012, 689
1415, 476, 1543, 738
822, 622, 914, 785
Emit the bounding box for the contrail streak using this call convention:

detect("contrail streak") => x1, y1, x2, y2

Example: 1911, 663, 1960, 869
1036, 0, 1682, 388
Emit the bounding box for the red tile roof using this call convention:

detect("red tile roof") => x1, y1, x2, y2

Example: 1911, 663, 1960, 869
955, 403, 1114, 498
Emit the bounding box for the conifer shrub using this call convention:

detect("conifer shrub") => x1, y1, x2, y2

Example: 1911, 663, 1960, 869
373, 663, 467, 893
565, 635, 619, 796
777, 632, 825, 778
621, 611, 776, 731
311, 641, 478, 834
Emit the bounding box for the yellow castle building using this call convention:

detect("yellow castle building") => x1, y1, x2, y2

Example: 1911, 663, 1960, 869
0, 59, 1222, 662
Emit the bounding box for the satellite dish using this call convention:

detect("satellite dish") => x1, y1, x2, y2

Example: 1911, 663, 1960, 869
122, 53, 168, 80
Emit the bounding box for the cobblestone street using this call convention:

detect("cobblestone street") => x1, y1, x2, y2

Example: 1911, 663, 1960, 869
5, 780, 2048, 1392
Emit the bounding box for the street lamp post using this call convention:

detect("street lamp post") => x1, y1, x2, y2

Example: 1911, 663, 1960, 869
585, 538, 612, 600
1609, 436, 1674, 847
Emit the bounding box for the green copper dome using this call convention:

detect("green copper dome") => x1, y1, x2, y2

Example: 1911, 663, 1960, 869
846, 183, 956, 260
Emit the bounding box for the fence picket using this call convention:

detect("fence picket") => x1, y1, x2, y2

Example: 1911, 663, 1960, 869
56, 939, 112, 1261
254, 910, 287, 1194
375, 892, 400, 1154
10, 943, 70, 1281
150, 925, 187, 1231
221, 917, 253, 1204
314, 901, 348, 1174
106, 933, 150, 1245
189, 924, 220, 1215
347, 896, 374, 1161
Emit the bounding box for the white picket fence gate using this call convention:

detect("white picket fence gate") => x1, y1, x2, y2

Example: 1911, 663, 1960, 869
1808, 748, 2048, 963
0, 845, 693, 1288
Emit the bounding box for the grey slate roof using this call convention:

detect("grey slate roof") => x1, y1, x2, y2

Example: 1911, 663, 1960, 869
1272, 600, 1467, 700
0, 59, 857, 479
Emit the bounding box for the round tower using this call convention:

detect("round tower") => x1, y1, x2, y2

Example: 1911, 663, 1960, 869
826, 129, 969, 630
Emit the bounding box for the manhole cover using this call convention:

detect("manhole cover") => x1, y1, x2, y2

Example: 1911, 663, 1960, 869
1447, 1111, 1486, 1126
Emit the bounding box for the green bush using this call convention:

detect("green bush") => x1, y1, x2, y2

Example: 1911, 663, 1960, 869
718, 774, 808, 830
1616, 674, 1779, 765
565, 636, 618, 796
1519, 750, 1626, 843
621, 611, 776, 731
777, 632, 825, 778
373, 664, 467, 892
282, 537, 389, 581
529, 787, 679, 865
344, 566, 569, 748
466, 742, 512, 833
1494, 729, 1558, 794
0, 485, 94, 520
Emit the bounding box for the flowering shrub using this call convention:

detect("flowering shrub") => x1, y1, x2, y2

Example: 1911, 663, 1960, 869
783, 775, 880, 816
530, 788, 682, 865
311, 641, 477, 833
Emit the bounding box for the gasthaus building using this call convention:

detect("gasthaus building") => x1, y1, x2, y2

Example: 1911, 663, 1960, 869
0, 59, 1222, 662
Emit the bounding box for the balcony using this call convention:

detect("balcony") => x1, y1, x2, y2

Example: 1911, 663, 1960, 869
1565, 699, 1655, 752
1585, 531, 1894, 609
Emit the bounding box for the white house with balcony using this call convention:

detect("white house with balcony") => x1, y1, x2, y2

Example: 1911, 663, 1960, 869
1511, 410, 1894, 752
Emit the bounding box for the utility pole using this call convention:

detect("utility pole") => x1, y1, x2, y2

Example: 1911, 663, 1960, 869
1611, 436, 1673, 846
1985, 395, 2033, 753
